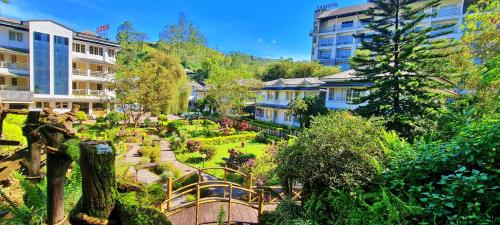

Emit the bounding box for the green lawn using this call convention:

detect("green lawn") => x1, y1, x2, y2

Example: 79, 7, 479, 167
175, 140, 267, 179
1, 114, 27, 155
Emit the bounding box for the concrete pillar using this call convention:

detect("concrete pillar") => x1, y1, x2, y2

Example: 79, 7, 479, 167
88, 102, 93, 116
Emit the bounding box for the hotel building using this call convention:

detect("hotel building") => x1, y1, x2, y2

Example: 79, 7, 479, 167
0, 16, 119, 115
310, 0, 475, 70
255, 78, 324, 127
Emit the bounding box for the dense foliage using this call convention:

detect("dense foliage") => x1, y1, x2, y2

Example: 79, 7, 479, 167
276, 112, 386, 198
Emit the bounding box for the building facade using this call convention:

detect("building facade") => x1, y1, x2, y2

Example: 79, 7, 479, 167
311, 0, 473, 70
320, 70, 372, 110
0, 16, 119, 115
255, 78, 324, 127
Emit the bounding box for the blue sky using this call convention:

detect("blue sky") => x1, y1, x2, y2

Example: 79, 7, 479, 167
1, 0, 366, 60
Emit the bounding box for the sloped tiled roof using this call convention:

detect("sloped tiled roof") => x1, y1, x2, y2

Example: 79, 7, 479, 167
190, 81, 207, 92
321, 70, 366, 82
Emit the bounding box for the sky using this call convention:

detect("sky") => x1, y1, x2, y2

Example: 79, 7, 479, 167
1, 0, 366, 60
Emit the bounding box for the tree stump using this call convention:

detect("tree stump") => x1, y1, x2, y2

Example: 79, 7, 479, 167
79, 141, 117, 220
45, 132, 72, 225
22, 111, 44, 179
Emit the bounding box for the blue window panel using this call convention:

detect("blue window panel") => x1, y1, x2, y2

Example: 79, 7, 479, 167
33, 32, 50, 94
54, 36, 69, 95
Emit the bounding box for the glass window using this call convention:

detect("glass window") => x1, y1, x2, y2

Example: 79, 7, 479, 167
16, 32, 23, 42
0, 77, 4, 85
337, 35, 353, 45
56, 102, 69, 108
9, 31, 15, 41
54, 35, 69, 95
284, 112, 292, 122
11, 55, 17, 62
346, 89, 362, 102
274, 91, 279, 100
256, 108, 263, 117
33, 32, 50, 94
0, 54, 4, 61
336, 48, 351, 58
11, 78, 17, 86
328, 88, 335, 100
341, 21, 354, 28
9, 31, 23, 42
35, 102, 50, 108
108, 49, 115, 57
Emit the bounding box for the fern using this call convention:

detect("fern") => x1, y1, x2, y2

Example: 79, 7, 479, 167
216, 205, 226, 225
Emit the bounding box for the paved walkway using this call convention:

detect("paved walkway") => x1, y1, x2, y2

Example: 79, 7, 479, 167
123, 142, 161, 185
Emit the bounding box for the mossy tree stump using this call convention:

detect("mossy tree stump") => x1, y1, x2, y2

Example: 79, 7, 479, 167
78, 141, 117, 223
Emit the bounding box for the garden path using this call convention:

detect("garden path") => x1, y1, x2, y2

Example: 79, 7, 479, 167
123, 143, 161, 184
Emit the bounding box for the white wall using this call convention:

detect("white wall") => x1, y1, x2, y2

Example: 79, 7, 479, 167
0, 27, 29, 49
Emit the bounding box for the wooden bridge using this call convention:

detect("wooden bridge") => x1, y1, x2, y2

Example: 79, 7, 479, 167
160, 167, 301, 225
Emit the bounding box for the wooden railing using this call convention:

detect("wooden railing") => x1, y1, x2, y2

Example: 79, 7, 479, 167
161, 167, 301, 225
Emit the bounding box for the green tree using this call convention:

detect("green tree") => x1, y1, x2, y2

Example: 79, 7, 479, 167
288, 95, 327, 128
115, 45, 190, 128
276, 112, 386, 199
159, 13, 206, 45
351, 0, 456, 139
205, 66, 261, 119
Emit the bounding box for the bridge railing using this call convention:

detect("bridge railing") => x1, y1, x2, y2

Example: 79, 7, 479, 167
161, 181, 265, 225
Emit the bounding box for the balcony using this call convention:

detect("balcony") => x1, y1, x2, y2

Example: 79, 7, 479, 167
318, 38, 334, 47
0, 61, 29, 71
319, 26, 335, 33
0, 85, 29, 91
72, 69, 112, 81
433, 6, 461, 18
72, 89, 106, 96
72, 69, 87, 76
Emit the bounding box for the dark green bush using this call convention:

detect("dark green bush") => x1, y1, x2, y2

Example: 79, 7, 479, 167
276, 112, 386, 197
200, 145, 216, 160
116, 192, 171, 225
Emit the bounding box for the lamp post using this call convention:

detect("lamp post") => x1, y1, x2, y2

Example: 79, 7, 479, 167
201, 153, 207, 168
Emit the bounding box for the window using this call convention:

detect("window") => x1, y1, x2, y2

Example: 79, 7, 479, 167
33, 32, 50, 94
319, 50, 331, 59
96, 84, 103, 90
73, 43, 86, 53
96, 65, 103, 71
56, 102, 69, 108
346, 89, 363, 102
11, 78, 17, 86
0, 54, 4, 61
89, 46, 103, 56
72, 62, 77, 69
256, 108, 263, 117
285, 91, 292, 100
0, 77, 4, 85
267, 91, 273, 100
9, 31, 23, 42
337, 35, 353, 45
108, 49, 115, 57
336, 48, 351, 58
274, 91, 279, 100
328, 88, 335, 100
54, 36, 69, 95
284, 112, 292, 122
35, 102, 50, 108
341, 21, 354, 29
11, 55, 17, 63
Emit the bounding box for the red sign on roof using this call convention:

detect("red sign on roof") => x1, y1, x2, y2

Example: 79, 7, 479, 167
96, 24, 110, 33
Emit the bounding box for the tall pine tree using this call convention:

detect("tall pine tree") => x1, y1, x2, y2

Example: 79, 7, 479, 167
351, 0, 457, 139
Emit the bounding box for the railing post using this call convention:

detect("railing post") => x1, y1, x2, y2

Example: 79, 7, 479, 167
198, 168, 202, 183
258, 192, 264, 225
196, 184, 200, 225
247, 173, 253, 203
167, 177, 172, 210
223, 166, 227, 198
228, 184, 232, 224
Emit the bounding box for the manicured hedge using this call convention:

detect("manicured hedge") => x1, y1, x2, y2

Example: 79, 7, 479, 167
189, 133, 257, 146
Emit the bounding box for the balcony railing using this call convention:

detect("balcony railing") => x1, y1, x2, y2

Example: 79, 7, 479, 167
72, 69, 87, 76
430, 25, 459, 36
433, 6, 461, 18
319, 23, 364, 34
0, 61, 28, 71
318, 38, 334, 46
72, 89, 105, 96
0, 85, 29, 91
90, 70, 106, 78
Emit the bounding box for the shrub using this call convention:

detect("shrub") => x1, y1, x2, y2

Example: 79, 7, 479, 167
75, 111, 88, 122
238, 121, 250, 131
143, 118, 152, 128
155, 162, 183, 179
276, 112, 386, 197
190, 133, 257, 146
200, 145, 216, 160
106, 111, 125, 126
167, 120, 189, 133
96, 116, 106, 123
116, 192, 171, 225
185, 140, 203, 153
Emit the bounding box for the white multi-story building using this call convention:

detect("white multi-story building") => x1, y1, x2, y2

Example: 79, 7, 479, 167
0, 16, 119, 115
255, 78, 324, 127
311, 0, 473, 70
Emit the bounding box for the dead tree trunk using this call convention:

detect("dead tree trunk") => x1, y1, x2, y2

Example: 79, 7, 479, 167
22, 111, 44, 178
45, 131, 72, 225
79, 140, 116, 219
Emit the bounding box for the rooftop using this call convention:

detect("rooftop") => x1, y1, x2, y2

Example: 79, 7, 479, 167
317, 3, 374, 19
